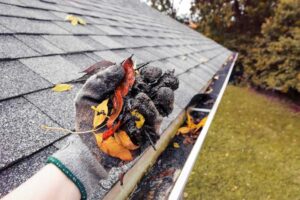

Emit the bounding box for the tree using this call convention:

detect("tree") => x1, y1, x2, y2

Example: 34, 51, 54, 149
247, 0, 300, 93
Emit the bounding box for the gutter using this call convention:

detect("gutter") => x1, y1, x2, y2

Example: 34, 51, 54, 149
168, 52, 238, 199
103, 53, 238, 200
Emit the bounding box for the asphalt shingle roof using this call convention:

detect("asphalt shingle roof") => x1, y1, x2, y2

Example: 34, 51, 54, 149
0, 0, 232, 197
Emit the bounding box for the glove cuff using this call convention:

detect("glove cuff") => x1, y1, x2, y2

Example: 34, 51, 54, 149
47, 156, 87, 200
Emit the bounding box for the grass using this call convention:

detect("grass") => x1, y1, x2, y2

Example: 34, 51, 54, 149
184, 85, 300, 200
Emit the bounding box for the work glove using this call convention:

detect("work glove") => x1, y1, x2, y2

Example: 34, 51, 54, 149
48, 62, 178, 200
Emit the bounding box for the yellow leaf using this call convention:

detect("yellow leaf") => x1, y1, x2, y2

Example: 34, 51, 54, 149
114, 130, 139, 150
173, 142, 180, 148
71, 19, 78, 26
131, 110, 145, 129
194, 117, 208, 133
52, 84, 73, 92
65, 15, 74, 21
91, 99, 109, 128
77, 17, 86, 25
94, 133, 133, 161
186, 111, 197, 129
177, 126, 191, 135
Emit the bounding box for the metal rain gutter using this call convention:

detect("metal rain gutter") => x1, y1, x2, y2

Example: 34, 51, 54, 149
168, 53, 238, 200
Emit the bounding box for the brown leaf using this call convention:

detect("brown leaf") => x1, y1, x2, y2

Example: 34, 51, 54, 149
81, 60, 115, 74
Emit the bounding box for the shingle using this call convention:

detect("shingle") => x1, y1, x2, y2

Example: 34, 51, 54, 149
20, 56, 82, 84
91, 35, 124, 49
174, 80, 198, 108
43, 35, 94, 52
62, 53, 97, 71
54, 21, 95, 35
25, 84, 82, 129
75, 36, 108, 50
0, 145, 57, 197
0, 17, 68, 34
0, 24, 12, 33
0, 97, 63, 170
94, 50, 124, 63
159, 59, 185, 75
127, 48, 158, 63
0, 35, 39, 59
0, 61, 51, 100
15, 35, 64, 55
178, 72, 207, 91
94, 25, 123, 35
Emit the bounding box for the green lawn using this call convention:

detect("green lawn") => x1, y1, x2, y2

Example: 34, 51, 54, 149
185, 85, 300, 200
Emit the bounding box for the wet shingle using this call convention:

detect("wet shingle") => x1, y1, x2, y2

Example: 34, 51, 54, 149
20, 56, 82, 84
0, 61, 51, 100
0, 35, 39, 59
0, 97, 63, 170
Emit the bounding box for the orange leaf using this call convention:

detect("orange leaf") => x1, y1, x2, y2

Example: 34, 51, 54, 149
187, 111, 197, 129
94, 133, 133, 161
177, 126, 191, 135
194, 117, 208, 133
114, 130, 139, 150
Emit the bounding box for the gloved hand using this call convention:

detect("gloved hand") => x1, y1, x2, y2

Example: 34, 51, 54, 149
48, 61, 178, 200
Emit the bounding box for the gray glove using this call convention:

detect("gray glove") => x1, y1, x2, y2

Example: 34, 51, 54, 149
48, 63, 177, 200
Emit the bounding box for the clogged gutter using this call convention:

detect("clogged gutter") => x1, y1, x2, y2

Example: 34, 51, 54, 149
129, 53, 238, 199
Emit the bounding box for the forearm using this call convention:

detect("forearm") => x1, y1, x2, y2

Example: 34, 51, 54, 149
2, 164, 80, 200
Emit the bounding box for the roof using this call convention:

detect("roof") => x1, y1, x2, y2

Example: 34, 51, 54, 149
0, 0, 232, 197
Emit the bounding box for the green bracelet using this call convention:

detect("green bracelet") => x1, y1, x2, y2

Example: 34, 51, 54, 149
47, 156, 87, 200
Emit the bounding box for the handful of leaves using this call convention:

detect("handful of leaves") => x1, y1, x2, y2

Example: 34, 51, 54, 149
88, 56, 179, 161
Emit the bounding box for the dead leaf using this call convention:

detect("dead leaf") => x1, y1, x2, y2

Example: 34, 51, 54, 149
114, 130, 139, 150
131, 110, 145, 129
91, 99, 109, 128
177, 127, 191, 135
81, 60, 115, 74
65, 15, 86, 26
52, 84, 73, 92
194, 117, 207, 132
94, 133, 133, 161
173, 142, 180, 148
205, 87, 213, 94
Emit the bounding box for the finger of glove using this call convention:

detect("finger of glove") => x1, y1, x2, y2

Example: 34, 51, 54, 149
153, 87, 174, 117
132, 92, 163, 133
75, 64, 124, 132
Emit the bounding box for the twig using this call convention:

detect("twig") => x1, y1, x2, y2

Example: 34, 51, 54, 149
145, 130, 157, 151
41, 124, 106, 134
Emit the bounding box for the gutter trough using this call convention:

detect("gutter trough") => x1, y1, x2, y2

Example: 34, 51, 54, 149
103, 53, 238, 200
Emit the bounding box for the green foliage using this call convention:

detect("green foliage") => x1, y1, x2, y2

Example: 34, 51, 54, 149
246, 0, 300, 93
185, 85, 300, 199
191, 0, 300, 94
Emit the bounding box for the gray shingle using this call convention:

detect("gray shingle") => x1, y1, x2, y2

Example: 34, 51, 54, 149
54, 21, 95, 35
0, 97, 63, 169
25, 84, 82, 129
0, 17, 68, 34
94, 50, 124, 63
15, 35, 64, 55
174, 80, 198, 108
0, 35, 39, 59
43, 35, 94, 52
75, 36, 108, 50
91, 35, 124, 49
178, 72, 207, 91
20, 56, 82, 84
94, 25, 123, 35
0, 61, 51, 100
62, 53, 97, 71
0, 145, 57, 198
